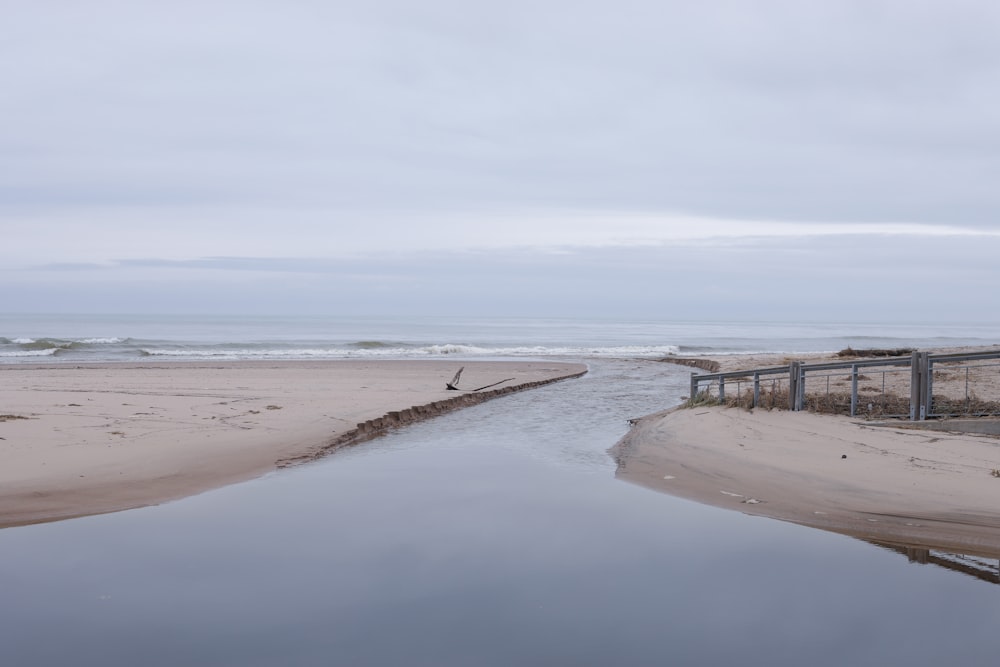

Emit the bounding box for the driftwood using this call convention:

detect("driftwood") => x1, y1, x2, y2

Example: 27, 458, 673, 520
446, 367, 465, 390
446, 366, 514, 392
470, 378, 515, 392
836, 347, 915, 358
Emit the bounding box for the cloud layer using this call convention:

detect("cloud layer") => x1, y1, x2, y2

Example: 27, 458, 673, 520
5, 1, 1000, 318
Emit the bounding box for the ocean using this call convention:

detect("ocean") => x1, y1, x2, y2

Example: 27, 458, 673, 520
3, 313, 999, 363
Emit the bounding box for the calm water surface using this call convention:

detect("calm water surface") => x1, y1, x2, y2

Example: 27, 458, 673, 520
2, 360, 999, 665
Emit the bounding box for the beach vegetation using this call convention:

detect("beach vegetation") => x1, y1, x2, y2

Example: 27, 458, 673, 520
686, 391, 721, 408
930, 392, 1000, 418
723, 388, 1000, 420
720, 385, 788, 411
804, 392, 909, 418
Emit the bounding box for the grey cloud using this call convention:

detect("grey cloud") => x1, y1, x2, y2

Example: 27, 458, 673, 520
113, 257, 353, 272
5, 1, 1000, 226
22, 262, 110, 272
10, 233, 999, 322
5, 2, 1000, 320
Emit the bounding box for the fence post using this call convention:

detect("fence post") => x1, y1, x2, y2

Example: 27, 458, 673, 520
690, 373, 698, 403
788, 361, 800, 411
798, 364, 806, 411
925, 358, 934, 417
850, 364, 858, 417
920, 352, 930, 420
910, 351, 929, 421
719, 377, 726, 403
753, 372, 760, 408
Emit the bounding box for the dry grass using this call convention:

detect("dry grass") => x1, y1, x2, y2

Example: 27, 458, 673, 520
712, 389, 1000, 419
719, 388, 910, 417
749, 388, 991, 416
686, 391, 721, 408
931, 393, 1000, 417
807, 392, 911, 418
722, 386, 789, 411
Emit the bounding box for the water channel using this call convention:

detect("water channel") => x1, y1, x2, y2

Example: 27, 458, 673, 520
2, 360, 998, 665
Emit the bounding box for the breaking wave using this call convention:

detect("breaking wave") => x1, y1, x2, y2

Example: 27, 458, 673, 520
136, 343, 682, 360
0, 348, 60, 357
0, 336, 135, 360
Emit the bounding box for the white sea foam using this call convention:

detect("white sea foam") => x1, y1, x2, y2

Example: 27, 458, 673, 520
9, 314, 993, 366
140, 348, 353, 358
0, 348, 58, 357
138, 343, 683, 360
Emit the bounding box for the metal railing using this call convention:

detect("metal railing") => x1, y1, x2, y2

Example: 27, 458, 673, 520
688, 350, 1000, 420
928, 353, 1000, 417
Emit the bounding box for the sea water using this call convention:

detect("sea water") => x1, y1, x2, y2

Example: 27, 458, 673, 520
2, 316, 1000, 664
2, 313, 999, 362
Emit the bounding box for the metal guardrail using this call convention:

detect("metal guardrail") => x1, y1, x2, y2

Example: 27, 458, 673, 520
689, 350, 1000, 420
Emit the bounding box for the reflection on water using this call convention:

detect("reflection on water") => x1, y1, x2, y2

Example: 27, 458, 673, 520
2, 360, 1000, 665
868, 541, 1000, 585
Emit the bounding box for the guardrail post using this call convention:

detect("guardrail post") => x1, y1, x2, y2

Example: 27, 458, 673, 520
690, 373, 698, 403
798, 364, 806, 410
850, 364, 858, 417
788, 361, 800, 411
753, 372, 760, 408
919, 351, 930, 420
925, 357, 934, 417
910, 351, 929, 420
719, 377, 726, 403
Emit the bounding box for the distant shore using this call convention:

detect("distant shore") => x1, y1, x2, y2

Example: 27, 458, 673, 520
0, 360, 586, 528
617, 348, 1000, 556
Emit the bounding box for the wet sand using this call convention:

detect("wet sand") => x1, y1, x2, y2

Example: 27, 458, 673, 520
615, 353, 1000, 556
0, 360, 586, 527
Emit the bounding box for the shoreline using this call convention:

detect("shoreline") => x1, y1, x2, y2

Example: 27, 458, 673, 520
613, 401, 1000, 558
0, 360, 586, 528
623, 347, 1000, 556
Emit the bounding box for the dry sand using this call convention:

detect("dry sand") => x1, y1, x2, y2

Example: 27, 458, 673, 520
10, 347, 1000, 556
0, 360, 586, 527
614, 395, 1000, 558
624, 349, 1000, 558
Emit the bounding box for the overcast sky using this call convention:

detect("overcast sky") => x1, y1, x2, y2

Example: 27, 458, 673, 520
5, 1, 1000, 320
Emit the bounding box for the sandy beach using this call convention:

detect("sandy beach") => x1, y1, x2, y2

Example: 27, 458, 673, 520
0, 360, 586, 527
618, 350, 1000, 556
